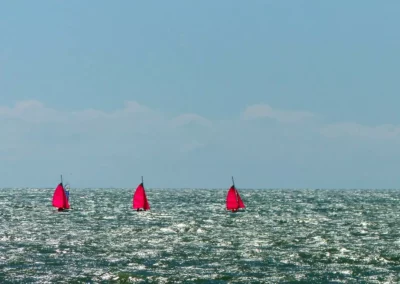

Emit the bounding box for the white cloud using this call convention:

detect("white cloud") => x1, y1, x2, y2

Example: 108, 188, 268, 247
321, 122, 400, 140
1, 100, 400, 187
169, 113, 212, 128
241, 104, 315, 123
2, 100, 399, 145
0, 100, 43, 116
180, 140, 205, 153
72, 101, 160, 122
0, 100, 162, 125
0, 100, 214, 158
0, 100, 63, 123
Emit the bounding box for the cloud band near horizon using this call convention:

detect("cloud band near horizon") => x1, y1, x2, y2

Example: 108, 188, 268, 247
0, 100, 399, 188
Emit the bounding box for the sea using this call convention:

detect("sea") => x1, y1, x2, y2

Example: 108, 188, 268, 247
1, 188, 400, 283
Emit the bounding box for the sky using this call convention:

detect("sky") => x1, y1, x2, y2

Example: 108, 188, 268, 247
1, 1, 400, 188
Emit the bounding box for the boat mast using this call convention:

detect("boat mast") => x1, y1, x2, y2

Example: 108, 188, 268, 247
232, 176, 239, 206
61, 174, 63, 185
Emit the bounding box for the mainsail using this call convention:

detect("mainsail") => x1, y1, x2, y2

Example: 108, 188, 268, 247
226, 177, 245, 211
133, 177, 150, 210
52, 182, 70, 209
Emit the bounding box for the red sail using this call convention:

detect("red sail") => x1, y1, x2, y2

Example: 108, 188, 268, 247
226, 185, 245, 210
52, 183, 70, 209
237, 191, 245, 209
133, 183, 150, 210
226, 186, 239, 210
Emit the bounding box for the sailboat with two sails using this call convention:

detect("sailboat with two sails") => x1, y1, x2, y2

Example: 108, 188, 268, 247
52, 175, 71, 211
132, 176, 150, 211
226, 176, 245, 212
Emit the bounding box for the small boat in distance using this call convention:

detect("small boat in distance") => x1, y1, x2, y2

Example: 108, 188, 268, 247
133, 176, 150, 211
226, 176, 245, 212
52, 175, 70, 211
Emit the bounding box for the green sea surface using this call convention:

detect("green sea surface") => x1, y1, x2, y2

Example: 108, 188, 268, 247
1, 188, 400, 283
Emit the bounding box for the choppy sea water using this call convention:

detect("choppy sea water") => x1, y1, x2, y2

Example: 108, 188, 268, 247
1, 188, 400, 283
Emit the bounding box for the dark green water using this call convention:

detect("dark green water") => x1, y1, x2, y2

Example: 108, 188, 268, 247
1, 188, 400, 283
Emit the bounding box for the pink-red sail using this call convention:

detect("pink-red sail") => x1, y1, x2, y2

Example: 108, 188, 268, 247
52, 183, 70, 209
226, 185, 245, 210
133, 183, 150, 210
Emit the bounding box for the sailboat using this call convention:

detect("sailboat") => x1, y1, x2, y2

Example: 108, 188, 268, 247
132, 176, 150, 211
52, 175, 70, 211
226, 176, 245, 212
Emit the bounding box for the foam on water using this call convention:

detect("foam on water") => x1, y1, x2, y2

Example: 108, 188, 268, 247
1, 188, 400, 282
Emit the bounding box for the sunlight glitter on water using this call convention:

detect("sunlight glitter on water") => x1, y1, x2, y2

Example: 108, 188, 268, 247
1, 188, 400, 282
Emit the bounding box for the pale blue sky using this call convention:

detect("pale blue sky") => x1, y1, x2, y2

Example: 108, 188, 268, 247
1, 1, 400, 188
